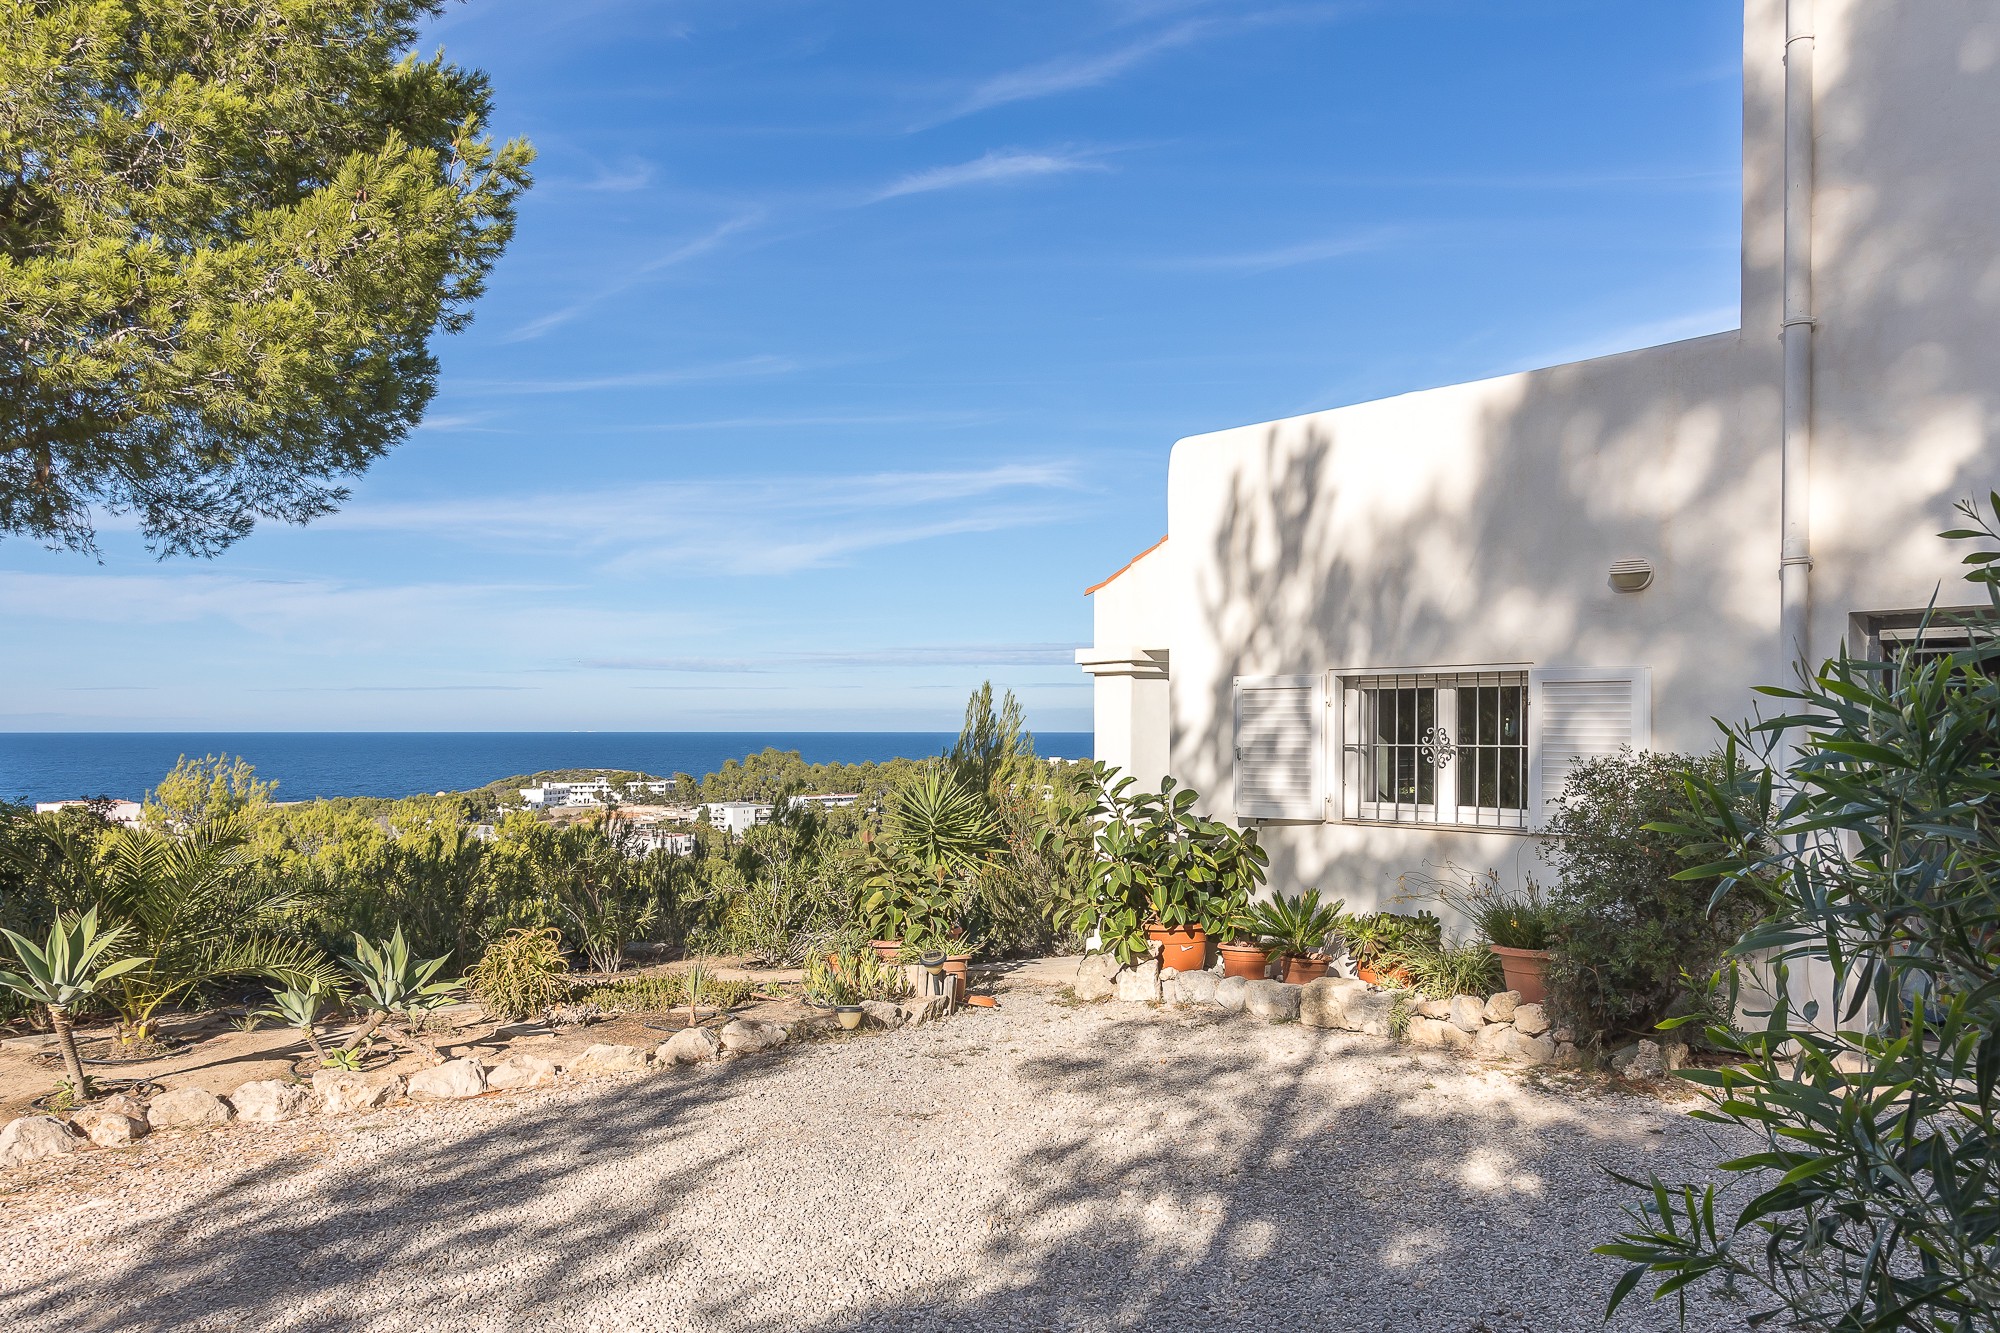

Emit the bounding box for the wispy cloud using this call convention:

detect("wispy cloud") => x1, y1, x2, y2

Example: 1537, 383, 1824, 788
585, 643, 1081, 673
871, 149, 1104, 202
325, 462, 1090, 576
1166, 227, 1401, 273
455, 354, 797, 396
502, 211, 765, 342
945, 22, 1206, 120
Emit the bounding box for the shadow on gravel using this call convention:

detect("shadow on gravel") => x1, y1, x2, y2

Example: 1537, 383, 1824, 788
728, 1008, 1748, 1333
0, 1053, 792, 1333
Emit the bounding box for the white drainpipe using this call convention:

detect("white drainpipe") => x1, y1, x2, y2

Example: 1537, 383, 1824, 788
1780, 0, 1816, 665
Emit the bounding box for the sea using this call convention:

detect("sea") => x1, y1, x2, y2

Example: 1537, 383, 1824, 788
0, 732, 1095, 805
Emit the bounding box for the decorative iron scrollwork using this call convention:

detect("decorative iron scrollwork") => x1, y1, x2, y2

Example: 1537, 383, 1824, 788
1419, 725, 1456, 769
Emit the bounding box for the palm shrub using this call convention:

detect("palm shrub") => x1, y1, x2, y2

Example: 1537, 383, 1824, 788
344, 927, 460, 1064
92, 824, 342, 1046
1600, 496, 2000, 1331
1250, 889, 1346, 961
465, 926, 569, 1021
0, 909, 147, 1097
1542, 749, 1759, 1048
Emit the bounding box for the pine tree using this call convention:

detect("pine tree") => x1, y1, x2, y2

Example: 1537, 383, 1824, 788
0, 1, 534, 554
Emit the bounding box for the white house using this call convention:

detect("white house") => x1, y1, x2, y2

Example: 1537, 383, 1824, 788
1080, 0, 2000, 914
518, 779, 613, 809
701, 801, 774, 836
34, 798, 145, 827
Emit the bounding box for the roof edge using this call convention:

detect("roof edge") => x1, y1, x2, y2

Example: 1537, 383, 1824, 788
1084, 534, 1169, 596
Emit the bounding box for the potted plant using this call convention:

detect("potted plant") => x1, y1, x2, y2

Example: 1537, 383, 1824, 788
1345, 909, 1440, 986
1210, 897, 1272, 980
1250, 889, 1346, 984
1047, 770, 1269, 972
1478, 897, 1554, 1005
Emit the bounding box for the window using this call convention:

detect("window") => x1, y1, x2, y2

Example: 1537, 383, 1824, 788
1341, 671, 1528, 828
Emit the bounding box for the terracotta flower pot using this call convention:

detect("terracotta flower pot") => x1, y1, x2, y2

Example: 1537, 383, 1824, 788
1357, 963, 1412, 987
966, 994, 998, 1009
1145, 923, 1208, 973
1280, 955, 1329, 985
1217, 942, 1270, 980
943, 954, 974, 1002
1490, 945, 1551, 1005
869, 939, 901, 965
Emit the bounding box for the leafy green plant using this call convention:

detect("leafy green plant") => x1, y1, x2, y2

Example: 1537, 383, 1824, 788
0, 908, 147, 1098
886, 772, 999, 871
1343, 910, 1442, 972
1045, 769, 1268, 965
465, 926, 569, 1021
1398, 940, 1500, 998
1542, 748, 1760, 1048
579, 970, 755, 1016
804, 950, 906, 1006
321, 1044, 367, 1071
1249, 889, 1346, 960
1599, 496, 2000, 1330
343, 927, 460, 1063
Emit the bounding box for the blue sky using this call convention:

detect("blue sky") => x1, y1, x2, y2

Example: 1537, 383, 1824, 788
2, 0, 1744, 733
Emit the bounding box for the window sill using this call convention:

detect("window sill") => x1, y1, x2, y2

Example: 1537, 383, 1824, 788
1337, 816, 1538, 836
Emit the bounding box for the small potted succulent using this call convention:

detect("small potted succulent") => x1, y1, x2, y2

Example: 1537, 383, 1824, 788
1250, 889, 1347, 984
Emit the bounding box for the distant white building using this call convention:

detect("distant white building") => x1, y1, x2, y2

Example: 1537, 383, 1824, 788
626, 828, 698, 857
518, 779, 613, 808
34, 799, 145, 827
701, 801, 774, 836
791, 792, 860, 810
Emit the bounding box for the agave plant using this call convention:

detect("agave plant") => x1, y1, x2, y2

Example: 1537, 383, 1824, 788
0, 909, 149, 1097
91, 824, 342, 1047
1250, 889, 1348, 960
344, 927, 460, 1063
255, 978, 343, 1064
886, 772, 999, 872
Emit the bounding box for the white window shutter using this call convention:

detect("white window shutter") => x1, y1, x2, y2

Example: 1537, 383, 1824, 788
1233, 675, 1324, 820
1528, 667, 1651, 827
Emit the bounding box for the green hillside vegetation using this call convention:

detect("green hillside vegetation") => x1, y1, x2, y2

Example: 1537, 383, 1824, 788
0, 686, 1094, 1031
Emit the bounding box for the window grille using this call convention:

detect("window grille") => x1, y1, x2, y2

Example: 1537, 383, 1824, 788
1342, 671, 1528, 828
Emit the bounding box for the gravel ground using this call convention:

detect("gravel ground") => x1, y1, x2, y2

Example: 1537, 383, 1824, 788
0, 992, 1757, 1332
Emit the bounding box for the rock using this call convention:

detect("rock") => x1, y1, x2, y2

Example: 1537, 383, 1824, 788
1513, 1033, 1559, 1066
1343, 989, 1396, 1038
1299, 977, 1368, 1029
902, 995, 949, 1026
1664, 1040, 1691, 1072
1437, 1022, 1476, 1053
573, 1043, 653, 1075
1114, 960, 1161, 1004
69, 1107, 147, 1148
1609, 1042, 1640, 1073
860, 1000, 905, 1030
485, 1056, 561, 1091
1449, 995, 1487, 1032
229, 1079, 311, 1124
720, 1019, 788, 1054
1167, 969, 1218, 1006
1512, 1003, 1550, 1037
407, 1058, 489, 1099
658, 1027, 723, 1064
1072, 954, 1120, 1002
1473, 1022, 1516, 1061
0, 1116, 80, 1167
147, 1086, 233, 1130
1215, 976, 1250, 1012
1620, 1039, 1666, 1080
1242, 980, 1302, 1022
1415, 996, 1453, 1019
1483, 990, 1521, 1023
1555, 1041, 1579, 1064
785, 1012, 841, 1039
1404, 1015, 1452, 1048
97, 1093, 149, 1121
313, 1069, 404, 1113
1551, 1025, 1575, 1045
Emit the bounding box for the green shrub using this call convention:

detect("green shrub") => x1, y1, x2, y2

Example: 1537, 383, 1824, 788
465, 927, 569, 1021
1400, 940, 1500, 997
1543, 748, 1759, 1048
1601, 496, 2000, 1330
579, 970, 755, 1015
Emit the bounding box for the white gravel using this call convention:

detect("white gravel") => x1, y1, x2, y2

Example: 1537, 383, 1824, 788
0, 992, 1757, 1332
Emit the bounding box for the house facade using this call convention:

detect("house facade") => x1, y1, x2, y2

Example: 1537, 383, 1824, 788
1080, 0, 2000, 914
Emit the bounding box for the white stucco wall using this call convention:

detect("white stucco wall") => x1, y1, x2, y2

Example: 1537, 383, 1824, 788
1080, 539, 1174, 789
1091, 0, 2000, 915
